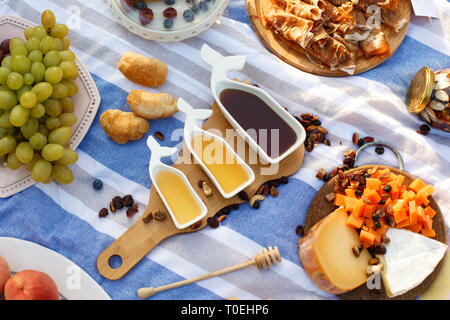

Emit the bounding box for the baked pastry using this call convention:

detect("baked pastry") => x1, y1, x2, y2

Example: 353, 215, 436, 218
118, 52, 168, 87
127, 90, 178, 119
100, 109, 149, 144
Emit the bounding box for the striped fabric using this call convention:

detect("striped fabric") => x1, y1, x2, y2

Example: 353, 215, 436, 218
0, 0, 449, 300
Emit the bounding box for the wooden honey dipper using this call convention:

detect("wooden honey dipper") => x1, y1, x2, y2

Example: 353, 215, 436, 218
137, 246, 282, 299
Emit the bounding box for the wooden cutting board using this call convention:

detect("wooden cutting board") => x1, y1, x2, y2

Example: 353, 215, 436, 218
304, 165, 447, 300
246, 0, 412, 77
97, 102, 305, 280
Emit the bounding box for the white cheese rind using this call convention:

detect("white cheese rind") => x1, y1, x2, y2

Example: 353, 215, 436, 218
379, 228, 447, 297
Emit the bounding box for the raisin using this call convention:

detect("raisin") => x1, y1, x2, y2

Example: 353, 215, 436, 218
155, 131, 165, 141
383, 185, 392, 192
98, 208, 109, 218
357, 138, 365, 147
207, 217, 219, 228
122, 194, 134, 207
191, 220, 202, 230
375, 145, 384, 155
231, 203, 240, 210
126, 204, 139, 218
363, 136, 375, 143
154, 211, 167, 221
352, 133, 359, 145
238, 191, 249, 201
143, 212, 153, 223
221, 207, 231, 215
295, 225, 304, 236
279, 176, 288, 184
417, 124, 430, 136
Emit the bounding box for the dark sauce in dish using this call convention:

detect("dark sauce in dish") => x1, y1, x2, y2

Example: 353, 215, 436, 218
219, 88, 297, 158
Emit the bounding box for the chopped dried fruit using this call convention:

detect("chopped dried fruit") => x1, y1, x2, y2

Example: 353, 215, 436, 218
270, 186, 279, 197
155, 131, 165, 141
126, 203, 139, 218
218, 214, 227, 222
154, 211, 167, 221
98, 208, 109, 218
315, 168, 327, 180
143, 212, 153, 223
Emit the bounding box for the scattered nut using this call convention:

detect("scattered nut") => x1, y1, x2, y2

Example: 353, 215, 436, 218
197, 180, 205, 188
142, 212, 153, 223
154, 211, 167, 221
325, 193, 335, 202
249, 194, 264, 208
352, 246, 360, 257
202, 181, 213, 197
369, 257, 380, 265
381, 235, 391, 245
256, 185, 265, 195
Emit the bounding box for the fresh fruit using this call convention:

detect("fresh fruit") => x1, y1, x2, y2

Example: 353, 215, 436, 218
163, 7, 177, 18
139, 8, 154, 25
4, 270, 58, 300
0, 256, 10, 295
92, 179, 103, 190
163, 18, 174, 29
183, 9, 195, 22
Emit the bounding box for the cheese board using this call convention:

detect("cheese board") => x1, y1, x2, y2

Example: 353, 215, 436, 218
303, 142, 447, 300
97, 101, 305, 280
246, 0, 412, 77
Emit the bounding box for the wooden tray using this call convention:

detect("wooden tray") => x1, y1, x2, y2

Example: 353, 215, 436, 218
246, 0, 412, 77
304, 165, 447, 300
97, 102, 305, 280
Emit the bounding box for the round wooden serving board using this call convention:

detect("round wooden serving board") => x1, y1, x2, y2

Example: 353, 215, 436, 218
246, 0, 412, 77
304, 165, 447, 300
97, 102, 305, 280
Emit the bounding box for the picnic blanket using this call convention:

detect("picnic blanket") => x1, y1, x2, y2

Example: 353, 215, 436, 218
0, 0, 449, 300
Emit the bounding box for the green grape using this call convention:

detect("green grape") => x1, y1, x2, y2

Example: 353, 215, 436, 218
45, 116, 60, 131
7, 152, 22, 170
10, 45, 28, 57
28, 50, 44, 63
40, 36, 55, 55
10, 105, 29, 127
32, 159, 53, 182
59, 61, 77, 80
25, 37, 41, 52
53, 38, 63, 51
30, 62, 46, 83
1, 56, 12, 69
16, 85, 32, 101
56, 148, 78, 165
15, 141, 34, 163
62, 38, 70, 50
52, 164, 74, 184
0, 67, 11, 85
31, 82, 53, 102
44, 66, 63, 84
43, 50, 60, 68
23, 73, 35, 86
0, 135, 16, 155
9, 38, 26, 51
50, 83, 69, 99
41, 10, 56, 30
29, 132, 47, 150
60, 97, 74, 113
30, 103, 46, 119
58, 113, 76, 127
0, 90, 18, 110
20, 117, 39, 138
44, 99, 62, 117
59, 50, 76, 62
25, 153, 41, 171
12, 55, 31, 74
50, 24, 69, 39
31, 26, 48, 40
24, 27, 34, 40
0, 126, 14, 138
19, 91, 37, 109
48, 126, 72, 145
38, 123, 49, 137
41, 143, 64, 161
62, 80, 78, 96
0, 111, 12, 128
6, 72, 23, 90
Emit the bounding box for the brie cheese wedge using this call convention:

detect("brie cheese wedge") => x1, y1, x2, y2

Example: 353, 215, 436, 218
378, 228, 447, 298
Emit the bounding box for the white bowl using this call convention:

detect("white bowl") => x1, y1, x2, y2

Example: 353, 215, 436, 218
107, 0, 229, 42
200, 44, 306, 164
0, 15, 101, 199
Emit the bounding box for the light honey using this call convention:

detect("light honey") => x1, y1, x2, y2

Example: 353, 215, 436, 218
155, 170, 202, 225
191, 134, 249, 194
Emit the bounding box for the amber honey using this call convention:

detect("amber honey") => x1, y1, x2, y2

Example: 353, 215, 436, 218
155, 170, 202, 225
191, 133, 249, 194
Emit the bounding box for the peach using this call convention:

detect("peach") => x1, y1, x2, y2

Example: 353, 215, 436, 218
4, 270, 58, 300
0, 256, 11, 295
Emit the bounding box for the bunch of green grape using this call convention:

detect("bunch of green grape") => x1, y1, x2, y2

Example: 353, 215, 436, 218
0, 10, 79, 185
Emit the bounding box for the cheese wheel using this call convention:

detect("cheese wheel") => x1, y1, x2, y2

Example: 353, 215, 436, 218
299, 207, 371, 294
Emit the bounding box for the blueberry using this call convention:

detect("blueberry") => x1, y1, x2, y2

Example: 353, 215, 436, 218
165, 0, 175, 4
136, 1, 148, 9
199, 1, 208, 11
183, 9, 195, 22
92, 179, 103, 190
191, 4, 199, 13
164, 18, 174, 29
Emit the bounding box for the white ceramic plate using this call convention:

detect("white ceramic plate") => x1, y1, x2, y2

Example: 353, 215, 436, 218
0, 15, 101, 198
108, 0, 229, 42
0, 237, 110, 300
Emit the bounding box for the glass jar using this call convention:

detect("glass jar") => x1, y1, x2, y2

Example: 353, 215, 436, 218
406, 67, 450, 132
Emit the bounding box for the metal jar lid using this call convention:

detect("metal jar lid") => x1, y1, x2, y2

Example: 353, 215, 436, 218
406, 67, 435, 114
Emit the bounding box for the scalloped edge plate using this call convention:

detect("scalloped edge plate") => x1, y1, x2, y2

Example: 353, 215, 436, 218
0, 237, 111, 300
0, 15, 101, 199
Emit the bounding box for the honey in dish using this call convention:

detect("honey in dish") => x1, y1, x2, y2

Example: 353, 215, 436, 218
155, 170, 202, 225
191, 134, 249, 194
219, 89, 297, 159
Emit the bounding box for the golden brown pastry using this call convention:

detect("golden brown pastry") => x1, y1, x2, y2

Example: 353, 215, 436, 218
100, 109, 149, 144
127, 90, 178, 119
118, 52, 168, 87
